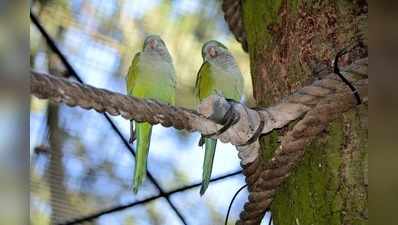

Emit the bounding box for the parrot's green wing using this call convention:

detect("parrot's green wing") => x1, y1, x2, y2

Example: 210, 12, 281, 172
126, 52, 148, 193
126, 52, 140, 145
126, 52, 141, 96
195, 61, 213, 101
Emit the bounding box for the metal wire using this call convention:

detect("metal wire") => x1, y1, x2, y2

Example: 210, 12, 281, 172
224, 184, 247, 225
59, 170, 242, 225
333, 43, 362, 105
267, 214, 272, 225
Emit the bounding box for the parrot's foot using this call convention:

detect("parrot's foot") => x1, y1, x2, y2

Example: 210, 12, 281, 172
198, 99, 240, 146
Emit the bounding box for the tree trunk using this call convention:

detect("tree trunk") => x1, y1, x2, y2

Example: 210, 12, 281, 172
241, 1, 368, 224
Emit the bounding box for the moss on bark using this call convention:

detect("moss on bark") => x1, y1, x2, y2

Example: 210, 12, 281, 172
272, 107, 368, 225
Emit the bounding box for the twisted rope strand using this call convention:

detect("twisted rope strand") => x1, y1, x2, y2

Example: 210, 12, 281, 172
31, 70, 202, 131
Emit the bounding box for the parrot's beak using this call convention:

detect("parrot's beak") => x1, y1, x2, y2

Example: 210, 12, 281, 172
149, 39, 156, 49
208, 47, 217, 58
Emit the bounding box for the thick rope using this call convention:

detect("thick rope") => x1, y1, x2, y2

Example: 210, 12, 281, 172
235, 81, 368, 224
31, 70, 204, 131
222, 0, 248, 52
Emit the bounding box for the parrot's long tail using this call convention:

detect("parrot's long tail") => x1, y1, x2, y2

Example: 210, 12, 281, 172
133, 122, 152, 193
200, 138, 217, 195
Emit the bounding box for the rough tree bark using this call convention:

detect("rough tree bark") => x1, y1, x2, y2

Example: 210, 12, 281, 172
241, 1, 368, 225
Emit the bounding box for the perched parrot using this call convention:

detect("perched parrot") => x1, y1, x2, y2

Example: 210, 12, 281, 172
126, 35, 176, 193
195, 40, 244, 195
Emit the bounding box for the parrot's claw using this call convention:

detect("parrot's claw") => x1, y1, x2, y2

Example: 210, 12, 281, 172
129, 133, 136, 144
198, 99, 240, 145
225, 98, 239, 104
198, 135, 205, 147
129, 124, 136, 144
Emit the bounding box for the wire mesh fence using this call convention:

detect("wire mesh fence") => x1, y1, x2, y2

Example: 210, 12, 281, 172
29, 0, 265, 225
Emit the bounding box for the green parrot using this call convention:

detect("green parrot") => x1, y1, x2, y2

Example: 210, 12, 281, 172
195, 40, 244, 195
126, 35, 176, 193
